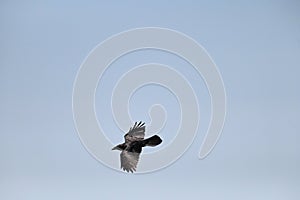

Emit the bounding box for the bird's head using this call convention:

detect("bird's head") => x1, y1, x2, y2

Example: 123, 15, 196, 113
111, 144, 125, 151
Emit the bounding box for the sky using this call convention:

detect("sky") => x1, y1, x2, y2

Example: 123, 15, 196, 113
1, 0, 300, 199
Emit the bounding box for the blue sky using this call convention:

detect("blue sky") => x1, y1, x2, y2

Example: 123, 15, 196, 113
1, 1, 300, 199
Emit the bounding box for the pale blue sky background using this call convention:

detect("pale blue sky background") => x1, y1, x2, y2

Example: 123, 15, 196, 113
1, 1, 300, 199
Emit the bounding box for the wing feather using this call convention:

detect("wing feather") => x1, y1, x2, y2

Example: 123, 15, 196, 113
124, 121, 145, 142
120, 151, 140, 173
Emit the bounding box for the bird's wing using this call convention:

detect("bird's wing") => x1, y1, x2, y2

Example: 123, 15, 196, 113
120, 151, 140, 173
124, 121, 145, 143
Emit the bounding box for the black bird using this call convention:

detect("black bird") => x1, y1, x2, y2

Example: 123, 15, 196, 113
112, 121, 162, 173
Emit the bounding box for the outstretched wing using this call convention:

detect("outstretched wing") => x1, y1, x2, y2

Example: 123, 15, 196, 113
120, 151, 140, 173
124, 121, 145, 143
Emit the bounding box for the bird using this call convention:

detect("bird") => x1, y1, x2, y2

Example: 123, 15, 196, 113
112, 121, 162, 173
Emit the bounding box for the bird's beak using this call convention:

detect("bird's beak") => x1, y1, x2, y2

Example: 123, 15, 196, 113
112, 146, 117, 150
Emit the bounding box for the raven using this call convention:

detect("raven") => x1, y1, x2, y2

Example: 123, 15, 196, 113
112, 121, 162, 173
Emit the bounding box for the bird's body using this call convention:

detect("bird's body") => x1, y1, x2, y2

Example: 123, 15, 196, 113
112, 121, 162, 173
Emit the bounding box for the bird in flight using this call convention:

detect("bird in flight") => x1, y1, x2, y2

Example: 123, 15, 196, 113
112, 121, 162, 173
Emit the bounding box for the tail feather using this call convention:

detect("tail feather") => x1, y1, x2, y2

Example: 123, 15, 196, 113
142, 135, 162, 147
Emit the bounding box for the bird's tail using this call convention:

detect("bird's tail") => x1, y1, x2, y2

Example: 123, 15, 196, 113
142, 135, 162, 147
